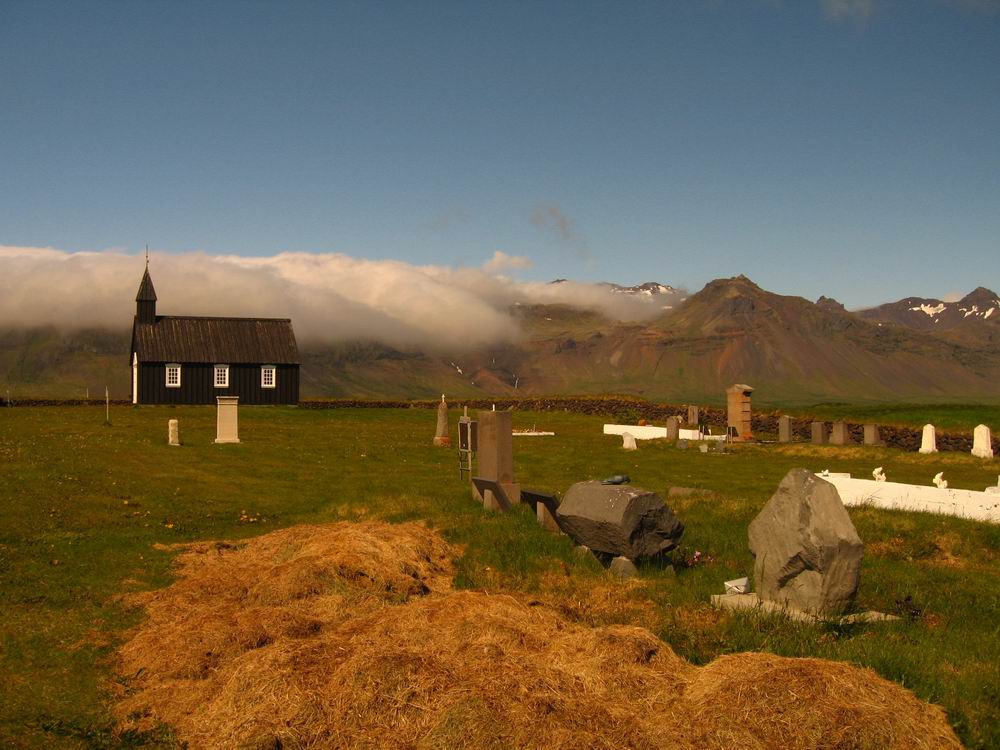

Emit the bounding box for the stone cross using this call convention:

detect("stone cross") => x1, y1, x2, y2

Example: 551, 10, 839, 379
474, 410, 519, 510
778, 415, 792, 443
972, 424, 994, 459
919, 424, 937, 454
168, 419, 180, 446
433, 394, 451, 447
215, 396, 240, 444
810, 421, 827, 445
830, 421, 852, 446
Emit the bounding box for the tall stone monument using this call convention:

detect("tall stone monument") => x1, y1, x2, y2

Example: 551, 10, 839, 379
474, 410, 519, 511
433, 394, 451, 447
811, 421, 827, 445
972, 424, 994, 459
215, 396, 240, 444
687, 405, 700, 425
665, 416, 680, 440
726, 384, 753, 441
919, 424, 938, 454
168, 419, 180, 446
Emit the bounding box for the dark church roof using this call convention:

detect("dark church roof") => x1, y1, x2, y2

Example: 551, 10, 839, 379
135, 268, 157, 301
133, 316, 299, 364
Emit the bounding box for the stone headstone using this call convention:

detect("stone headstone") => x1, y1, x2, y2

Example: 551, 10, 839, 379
167, 419, 180, 446
609, 556, 638, 580
699, 443, 709, 453
863, 424, 881, 446
676, 439, 688, 450
433, 395, 451, 447
665, 416, 680, 440
622, 432, 637, 451
778, 415, 792, 443
748, 468, 863, 616
555, 481, 684, 561
830, 421, 852, 446
919, 424, 937, 454
215, 396, 240, 444
972, 424, 994, 459
810, 422, 827, 445
687, 405, 699, 425
474, 410, 519, 509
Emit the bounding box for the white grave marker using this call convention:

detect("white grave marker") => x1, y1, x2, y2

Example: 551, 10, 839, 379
972, 424, 994, 459
919, 424, 937, 454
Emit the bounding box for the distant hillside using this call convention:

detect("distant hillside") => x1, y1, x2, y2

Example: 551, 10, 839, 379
4, 278, 1000, 405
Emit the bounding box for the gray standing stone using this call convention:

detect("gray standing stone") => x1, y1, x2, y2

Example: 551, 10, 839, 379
811, 421, 827, 445
863, 424, 881, 446
665, 416, 680, 440
748, 469, 863, 616
556, 481, 684, 561
168, 419, 180, 446
687, 405, 700, 425
778, 415, 792, 443
830, 421, 852, 446
676, 439, 688, 450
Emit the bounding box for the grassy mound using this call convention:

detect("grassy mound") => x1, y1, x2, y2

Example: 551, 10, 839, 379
114, 521, 962, 749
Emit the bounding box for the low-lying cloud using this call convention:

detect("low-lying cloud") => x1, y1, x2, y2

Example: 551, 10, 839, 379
0, 245, 671, 351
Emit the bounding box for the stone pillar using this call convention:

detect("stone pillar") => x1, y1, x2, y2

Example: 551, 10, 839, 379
863, 424, 881, 446
830, 421, 851, 446
433, 394, 451, 447
215, 396, 240, 444
726, 384, 753, 441
168, 419, 180, 446
919, 424, 937, 454
811, 421, 827, 445
972, 424, 994, 459
474, 410, 519, 510
665, 416, 680, 440
687, 405, 699, 425
778, 415, 792, 443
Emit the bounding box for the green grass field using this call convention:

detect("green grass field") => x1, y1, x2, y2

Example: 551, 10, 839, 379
1, 405, 999, 748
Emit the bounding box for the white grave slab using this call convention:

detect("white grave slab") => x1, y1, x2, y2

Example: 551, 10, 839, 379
919, 424, 937, 454
972, 424, 994, 459
604, 424, 667, 440
819, 473, 1000, 524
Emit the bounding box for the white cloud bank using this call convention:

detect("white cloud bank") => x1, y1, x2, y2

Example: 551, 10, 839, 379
0, 245, 669, 351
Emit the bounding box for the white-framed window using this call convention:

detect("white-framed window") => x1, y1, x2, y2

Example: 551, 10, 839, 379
165, 364, 181, 388
214, 364, 229, 388
261, 365, 276, 389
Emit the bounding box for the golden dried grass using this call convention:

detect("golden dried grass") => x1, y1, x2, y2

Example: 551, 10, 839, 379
114, 521, 963, 750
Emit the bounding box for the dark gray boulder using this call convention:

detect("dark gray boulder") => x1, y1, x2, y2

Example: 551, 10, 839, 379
748, 468, 863, 616
555, 481, 684, 561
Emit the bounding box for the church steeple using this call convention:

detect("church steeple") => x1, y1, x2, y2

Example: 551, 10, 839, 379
135, 257, 157, 324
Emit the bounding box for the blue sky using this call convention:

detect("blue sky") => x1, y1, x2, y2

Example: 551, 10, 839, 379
2, 0, 998, 308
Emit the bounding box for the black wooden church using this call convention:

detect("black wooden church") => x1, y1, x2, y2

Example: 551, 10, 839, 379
130, 264, 300, 405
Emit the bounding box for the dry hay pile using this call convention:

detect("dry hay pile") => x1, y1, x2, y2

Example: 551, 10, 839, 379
115, 521, 962, 750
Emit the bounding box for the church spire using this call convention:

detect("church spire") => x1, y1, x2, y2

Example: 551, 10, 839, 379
135, 258, 157, 324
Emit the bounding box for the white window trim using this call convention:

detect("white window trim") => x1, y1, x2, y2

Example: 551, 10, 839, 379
165, 363, 182, 388
214, 364, 230, 388
261, 365, 276, 389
